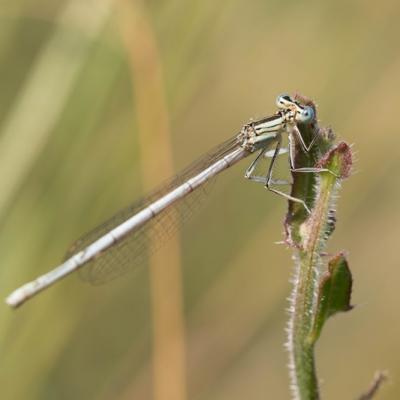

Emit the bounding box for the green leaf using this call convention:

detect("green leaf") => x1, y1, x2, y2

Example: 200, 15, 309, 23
309, 253, 353, 344
316, 141, 353, 179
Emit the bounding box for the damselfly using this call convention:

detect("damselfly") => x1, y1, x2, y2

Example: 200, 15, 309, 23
6, 94, 323, 308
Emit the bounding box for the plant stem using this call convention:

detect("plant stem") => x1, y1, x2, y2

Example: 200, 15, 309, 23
288, 241, 321, 399
284, 95, 353, 400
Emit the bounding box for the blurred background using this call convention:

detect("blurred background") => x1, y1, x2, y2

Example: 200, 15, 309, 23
0, 0, 399, 399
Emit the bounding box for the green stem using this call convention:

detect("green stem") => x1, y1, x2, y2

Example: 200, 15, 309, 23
284, 95, 352, 400
288, 252, 319, 399
288, 166, 341, 399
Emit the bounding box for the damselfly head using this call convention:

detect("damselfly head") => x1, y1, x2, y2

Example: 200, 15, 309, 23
276, 94, 315, 124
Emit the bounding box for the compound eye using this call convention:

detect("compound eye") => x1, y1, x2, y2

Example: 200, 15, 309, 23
299, 106, 314, 123
276, 94, 292, 109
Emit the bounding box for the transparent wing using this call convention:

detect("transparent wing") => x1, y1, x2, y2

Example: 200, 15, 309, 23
64, 136, 242, 284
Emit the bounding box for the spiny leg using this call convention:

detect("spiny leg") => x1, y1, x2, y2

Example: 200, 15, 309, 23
289, 124, 338, 177
264, 136, 311, 213
244, 147, 267, 180
244, 144, 289, 186
291, 123, 318, 153
244, 136, 311, 213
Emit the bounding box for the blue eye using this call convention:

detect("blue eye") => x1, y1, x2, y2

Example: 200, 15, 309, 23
298, 106, 314, 123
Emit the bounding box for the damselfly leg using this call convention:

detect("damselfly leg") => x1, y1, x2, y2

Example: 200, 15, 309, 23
288, 124, 338, 176
244, 132, 311, 213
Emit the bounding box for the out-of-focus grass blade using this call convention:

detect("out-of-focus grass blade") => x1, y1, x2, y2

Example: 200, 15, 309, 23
0, 0, 112, 220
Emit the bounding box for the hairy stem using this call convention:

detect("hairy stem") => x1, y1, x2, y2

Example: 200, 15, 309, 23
288, 252, 319, 399
284, 95, 352, 400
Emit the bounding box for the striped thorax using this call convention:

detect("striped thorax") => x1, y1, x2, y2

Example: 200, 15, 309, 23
239, 95, 314, 152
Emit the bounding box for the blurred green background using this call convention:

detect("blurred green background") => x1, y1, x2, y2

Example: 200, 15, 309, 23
1, 0, 399, 399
